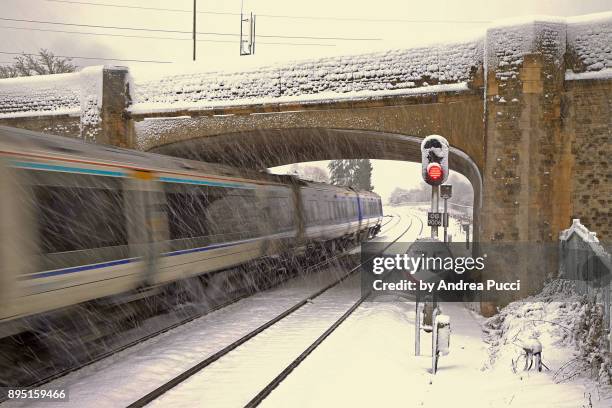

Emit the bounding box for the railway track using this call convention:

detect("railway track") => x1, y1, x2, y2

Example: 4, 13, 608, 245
126, 213, 415, 408
1, 244, 377, 403
246, 212, 421, 407
0, 216, 400, 406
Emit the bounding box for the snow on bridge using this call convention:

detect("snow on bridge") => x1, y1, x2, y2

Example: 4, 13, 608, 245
0, 12, 609, 121
128, 12, 611, 115
129, 39, 482, 115
0, 66, 103, 122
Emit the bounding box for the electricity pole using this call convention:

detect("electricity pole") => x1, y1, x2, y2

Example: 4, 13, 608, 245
240, 0, 256, 55
192, 0, 197, 61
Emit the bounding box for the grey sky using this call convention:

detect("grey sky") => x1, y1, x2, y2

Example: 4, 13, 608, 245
1, 0, 610, 69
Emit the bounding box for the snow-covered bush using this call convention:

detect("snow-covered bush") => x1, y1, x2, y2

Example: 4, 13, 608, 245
483, 279, 612, 385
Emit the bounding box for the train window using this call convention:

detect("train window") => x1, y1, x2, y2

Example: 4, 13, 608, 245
317, 201, 325, 222
210, 189, 260, 239
281, 197, 294, 230
266, 196, 294, 232
164, 184, 212, 240
164, 183, 261, 246
29, 173, 127, 254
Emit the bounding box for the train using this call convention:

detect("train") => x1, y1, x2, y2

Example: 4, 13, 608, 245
0, 126, 383, 337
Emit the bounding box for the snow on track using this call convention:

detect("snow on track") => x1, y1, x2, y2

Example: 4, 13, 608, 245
2, 210, 405, 408
149, 275, 363, 407
2, 266, 350, 408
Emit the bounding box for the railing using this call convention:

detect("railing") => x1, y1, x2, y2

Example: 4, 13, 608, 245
559, 219, 612, 343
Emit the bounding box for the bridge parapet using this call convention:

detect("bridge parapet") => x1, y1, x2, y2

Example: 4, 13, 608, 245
0, 66, 133, 145
566, 13, 612, 73
130, 40, 483, 117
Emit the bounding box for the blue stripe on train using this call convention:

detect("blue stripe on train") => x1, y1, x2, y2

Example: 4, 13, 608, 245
21, 258, 137, 280
162, 238, 259, 257
10, 161, 126, 177
158, 176, 254, 189
20, 238, 256, 280
10, 162, 254, 190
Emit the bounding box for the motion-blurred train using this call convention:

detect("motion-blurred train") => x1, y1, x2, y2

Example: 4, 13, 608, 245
0, 126, 382, 337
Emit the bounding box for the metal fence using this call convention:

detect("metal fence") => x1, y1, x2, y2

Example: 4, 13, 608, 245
559, 219, 612, 342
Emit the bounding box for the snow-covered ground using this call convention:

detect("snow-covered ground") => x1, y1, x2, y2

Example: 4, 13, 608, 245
1, 208, 415, 408
259, 207, 612, 408
260, 296, 610, 407
5, 205, 609, 407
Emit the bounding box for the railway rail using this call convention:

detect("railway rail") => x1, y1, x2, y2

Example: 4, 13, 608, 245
246, 212, 422, 407
0, 215, 400, 406
126, 212, 414, 408
0, 242, 362, 403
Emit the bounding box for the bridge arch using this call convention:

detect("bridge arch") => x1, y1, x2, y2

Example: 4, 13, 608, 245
148, 127, 483, 242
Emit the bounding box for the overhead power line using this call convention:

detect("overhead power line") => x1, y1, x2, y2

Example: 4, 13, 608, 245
0, 16, 204, 35
0, 16, 379, 41
0, 25, 335, 47
42, 0, 491, 24
0, 51, 173, 64
44, 0, 238, 15
0, 25, 191, 41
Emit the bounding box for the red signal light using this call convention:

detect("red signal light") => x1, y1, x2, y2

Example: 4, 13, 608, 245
427, 163, 443, 183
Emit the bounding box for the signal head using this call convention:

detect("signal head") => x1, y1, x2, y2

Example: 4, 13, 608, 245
421, 135, 449, 186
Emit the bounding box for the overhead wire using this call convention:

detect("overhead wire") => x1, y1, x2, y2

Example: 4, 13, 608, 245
42, 0, 492, 24
0, 50, 173, 63
0, 16, 380, 41
0, 25, 336, 47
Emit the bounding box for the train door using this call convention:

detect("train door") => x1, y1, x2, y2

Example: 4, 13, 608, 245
125, 171, 168, 286
257, 186, 275, 256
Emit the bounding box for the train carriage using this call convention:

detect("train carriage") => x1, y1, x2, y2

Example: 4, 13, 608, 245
0, 126, 382, 336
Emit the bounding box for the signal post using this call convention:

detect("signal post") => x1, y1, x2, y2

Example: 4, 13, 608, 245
413, 135, 452, 373
421, 135, 450, 241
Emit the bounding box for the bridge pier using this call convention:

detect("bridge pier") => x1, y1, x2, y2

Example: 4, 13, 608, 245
98, 67, 135, 148
480, 20, 604, 312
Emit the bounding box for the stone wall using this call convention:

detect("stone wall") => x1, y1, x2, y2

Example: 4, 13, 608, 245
0, 115, 80, 138
563, 78, 612, 242
0, 67, 134, 146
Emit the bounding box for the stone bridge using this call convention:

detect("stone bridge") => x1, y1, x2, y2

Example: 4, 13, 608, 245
1, 13, 610, 303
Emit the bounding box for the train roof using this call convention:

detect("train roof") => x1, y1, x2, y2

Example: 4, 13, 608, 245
0, 126, 287, 185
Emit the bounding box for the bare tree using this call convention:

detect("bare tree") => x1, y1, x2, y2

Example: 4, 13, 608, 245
0, 49, 76, 78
